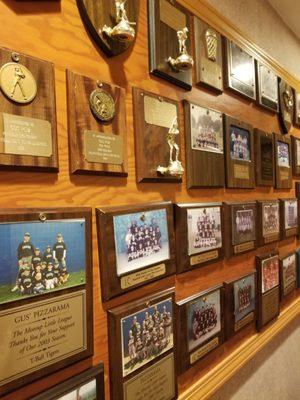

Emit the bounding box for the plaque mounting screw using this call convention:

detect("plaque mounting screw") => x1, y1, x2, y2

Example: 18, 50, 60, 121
158, 96, 163, 102
11, 52, 20, 62
146, 301, 150, 308
97, 81, 103, 88
39, 213, 47, 222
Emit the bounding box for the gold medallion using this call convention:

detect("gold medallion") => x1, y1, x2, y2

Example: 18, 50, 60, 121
89, 87, 116, 122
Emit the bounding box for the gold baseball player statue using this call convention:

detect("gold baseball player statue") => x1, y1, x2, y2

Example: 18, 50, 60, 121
157, 116, 184, 177
11, 65, 26, 99
168, 27, 194, 71
102, 0, 136, 43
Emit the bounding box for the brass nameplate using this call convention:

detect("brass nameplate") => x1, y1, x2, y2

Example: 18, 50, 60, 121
286, 228, 297, 237
264, 233, 279, 244
201, 58, 222, 90
1, 113, 52, 157
284, 282, 296, 296
262, 286, 279, 326
123, 353, 175, 400
121, 263, 166, 289
84, 131, 123, 165
190, 337, 219, 364
0, 291, 87, 386
144, 96, 177, 129
190, 250, 219, 266
234, 311, 254, 332
234, 164, 250, 179
279, 168, 290, 180
159, 0, 187, 32
234, 241, 254, 254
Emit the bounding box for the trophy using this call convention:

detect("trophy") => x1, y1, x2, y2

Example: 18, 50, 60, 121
101, 0, 136, 43
168, 27, 194, 71
157, 116, 184, 177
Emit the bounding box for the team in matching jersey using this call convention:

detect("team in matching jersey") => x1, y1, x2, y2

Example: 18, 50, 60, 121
262, 259, 279, 292
194, 128, 219, 151
231, 130, 249, 160
193, 210, 217, 250
235, 210, 253, 235
237, 284, 252, 312
263, 205, 279, 234
192, 302, 218, 340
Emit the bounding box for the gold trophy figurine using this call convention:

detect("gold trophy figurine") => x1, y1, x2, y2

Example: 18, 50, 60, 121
168, 27, 194, 71
157, 116, 184, 177
102, 0, 136, 43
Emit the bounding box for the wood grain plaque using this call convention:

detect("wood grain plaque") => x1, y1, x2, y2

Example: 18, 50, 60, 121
224, 115, 255, 188
293, 89, 300, 127
278, 78, 294, 134
296, 182, 300, 238
291, 135, 300, 176
184, 101, 224, 188
256, 200, 280, 246
280, 198, 298, 240
256, 61, 279, 113
296, 248, 300, 288
66, 70, 127, 176
0, 47, 58, 172
274, 133, 292, 189
254, 129, 275, 186
279, 252, 296, 300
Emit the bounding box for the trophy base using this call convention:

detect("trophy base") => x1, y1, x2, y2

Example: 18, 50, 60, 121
157, 161, 184, 177
168, 54, 194, 71
102, 22, 135, 43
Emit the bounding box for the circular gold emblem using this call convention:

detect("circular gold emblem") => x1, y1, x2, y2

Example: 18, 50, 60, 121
0, 62, 37, 104
89, 89, 116, 122
283, 89, 294, 112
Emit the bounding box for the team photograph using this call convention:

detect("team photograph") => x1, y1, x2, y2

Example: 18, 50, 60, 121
277, 141, 290, 167
58, 379, 96, 400
233, 208, 255, 245
262, 203, 280, 236
284, 200, 298, 229
230, 126, 250, 161
282, 254, 296, 290
234, 275, 255, 323
262, 256, 279, 293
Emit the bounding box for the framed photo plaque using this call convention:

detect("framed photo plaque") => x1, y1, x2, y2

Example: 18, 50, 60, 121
256, 61, 279, 113
280, 252, 297, 300
294, 89, 300, 127
280, 198, 298, 240
274, 133, 292, 189
291, 135, 300, 176
256, 200, 280, 246
254, 129, 275, 186
296, 248, 300, 288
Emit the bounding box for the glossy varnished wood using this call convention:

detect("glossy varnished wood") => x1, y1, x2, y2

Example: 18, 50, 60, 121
254, 129, 275, 187
274, 132, 292, 189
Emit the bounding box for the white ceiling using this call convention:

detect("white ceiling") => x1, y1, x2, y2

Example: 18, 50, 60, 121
268, 0, 300, 40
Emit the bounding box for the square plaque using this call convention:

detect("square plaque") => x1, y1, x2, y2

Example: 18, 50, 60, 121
0, 208, 93, 397
176, 285, 224, 373
291, 135, 300, 176
280, 198, 298, 240
96, 202, 176, 301
108, 289, 177, 400
254, 129, 275, 186
280, 252, 297, 300
175, 202, 224, 273
294, 89, 300, 127
256, 200, 280, 246
274, 133, 292, 188
256, 62, 279, 113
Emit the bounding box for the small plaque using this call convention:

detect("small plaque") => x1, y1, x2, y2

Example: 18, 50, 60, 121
190, 337, 219, 364
144, 96, 177, 128
84, 131, 123, 165
234, 241, 254, 254
280, 198, 298, 240
261, 287, 280, 326
235, 312, 254, 332
257, 200, 280, 247
256, 62, 279, 112
254, 129, 274, 186
280, 253, 296, 299
120, 263, 166, 289
274, 133, 292, 189
190, 250, 219, 266
234, 164, 250, 179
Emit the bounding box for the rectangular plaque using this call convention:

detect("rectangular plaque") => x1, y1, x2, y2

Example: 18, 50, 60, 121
120, 263, 166, 289
280, 198, 298, 240
256, 62, 279, 112
294, 90, 300, 127
234, 241, 254, 254
254, 129, 275, 186
256, 200, 280, 246
190, 337, 219, 364
234, 164, 250, 179
144, 96, 177, 128
280, 252, 297, 299
274, 133, 292, 189
292, 135, 300, 176
235, 312, 254, 332
159, 0, 186, 31
190, 250, 219, 266
84, 131, 123, 165
261, 287, 279, 326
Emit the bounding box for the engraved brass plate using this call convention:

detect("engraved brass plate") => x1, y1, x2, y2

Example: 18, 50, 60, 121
286, 227, 297, 237
201, 58, 222, 90
144, 96, 177, 129
283, 282, 295, 296
120, 263, 166, 289
262, 286, 279, 326
234, 241, 254, 254
264, 233, 279, 244
234, 164, 250, 179
159, 0, 186, 32
123, 353, 175, 400
89, 89, 115, 122
234, 311, 254, 332
279, 168, 290, 180
1, 113, 52, 157
190, 250, 218, 266
0, 291, 87, 386
84, 131, 123, 165
190, 337, 219, 364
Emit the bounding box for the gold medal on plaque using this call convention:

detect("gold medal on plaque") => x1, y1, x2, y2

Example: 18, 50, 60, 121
0, 52, 37, 104
89, 82, 116, 122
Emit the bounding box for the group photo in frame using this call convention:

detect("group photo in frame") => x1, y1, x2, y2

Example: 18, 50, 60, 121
280, 198, 298, 239
257, 200, 280, 246
274, 134, 292, 189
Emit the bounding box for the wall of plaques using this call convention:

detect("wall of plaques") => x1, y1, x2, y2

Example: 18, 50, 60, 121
0, 0, 300, 399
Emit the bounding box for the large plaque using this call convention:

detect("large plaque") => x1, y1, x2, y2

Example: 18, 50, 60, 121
279, 198, 298, 240
0, 47, 58, 172
256, 62, 279, 113
256, 252, 280, 331
224, 39, 256, 100
274, 133, 292, 189
194, 17, 223, 93
0, 208, 93, 397
148, 0, 193, 90
67, 70, 127, 176
280, 252, 296, 300
224, 271, 256, 339
278, 78, 294, 134
291, 135, 300, 176
175, 202, 224, 273
108, 289, 177, 400
96, 202, 176, 301
184, 101, 224, 188
294, 89, 300, 127
224, 115, 255, 188
256, 200, 280, 246
176, 285, 224, 373
254, 129, 275, 186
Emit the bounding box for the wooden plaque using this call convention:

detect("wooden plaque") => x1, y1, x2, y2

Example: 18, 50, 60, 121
66, 70, 127, 176
176, 285, 224, 373
194, 17, 223, 93
0, 207, 93, 397
0, 47, 58, 172
256, 251, 280, 331
175, 202, 224, 273
148, 0, 193, 90
76, 0, 140, 57
184, 101, 224, 188
279, 252, 296, 300
291, 135, 300, 176
296, 248, 300, 288
296, 182, 300, 238
255, 61, 279, 113
274, 133, 292, 189
31, 364, 104, 400
223, 201, 257, 258
224, 271, 256, 339
224, 115, 255, 188
278, 78, 294, 134
96, 201, 176, 301
132, 87, 182, 183
279, 198, 298, 240
254, 129, 275, 186
256, 200, 280, 246
293, 89, 300, 127
108, 289, 177, 400
223, 39, 256, 101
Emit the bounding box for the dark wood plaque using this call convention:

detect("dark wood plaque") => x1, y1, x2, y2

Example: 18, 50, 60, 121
194, 17, 223, 93
296, 248, 300, 288
279, 198, 298, 240
148, 0, 193, 90
223, 201, 257, 258
296, 182, 300, 238
278, 78, 294, 134
108, 289, 177, 400
0, 46, 58, 172
175, 202, 224, 273
0, 207, 93, 397
293, 89, 300, 127
96, 201, 176, 301
224, 271, 256, 339
176, 285, 224, 373
291, 135, 300, 176
256, 200, 280, 246
254, 129, 275, 186
224, 115, 255, 188
274, 133, 292, 189
255, 61, 279, 113
256, 251, 280, 331
279, 252, 296, 300
76, 0, 140, 57
184, 101, 224, 188
132, 87, 182, 183
31, 364, 104, 400
66, 70, 127, 176
223, 39, 256, 100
